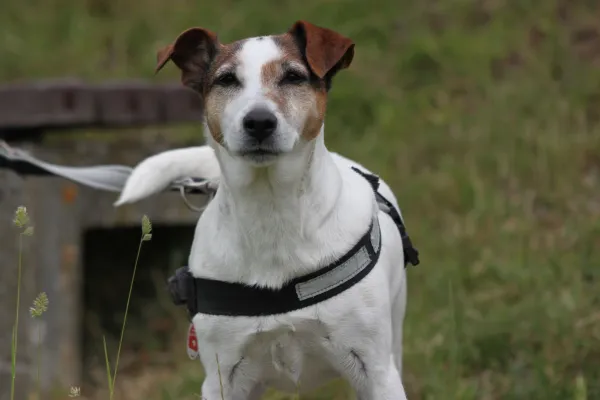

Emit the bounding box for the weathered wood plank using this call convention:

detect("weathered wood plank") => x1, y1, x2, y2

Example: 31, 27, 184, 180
0, 79, 95, 130
0, 80, 203, 135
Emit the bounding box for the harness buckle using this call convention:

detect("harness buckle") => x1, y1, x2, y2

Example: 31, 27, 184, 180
167, 267, 197, 318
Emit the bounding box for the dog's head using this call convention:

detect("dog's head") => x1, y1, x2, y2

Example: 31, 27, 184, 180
156, 21, 354, 166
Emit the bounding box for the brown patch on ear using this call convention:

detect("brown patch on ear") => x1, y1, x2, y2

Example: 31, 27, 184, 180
156, 44, 174, 73
288, 21, 354, 79
155, 27, 220, 92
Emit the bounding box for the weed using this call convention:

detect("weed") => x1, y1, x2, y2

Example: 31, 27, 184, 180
30, 292, 49, 399
10, 206, 33, 400
104, 215, 152, 399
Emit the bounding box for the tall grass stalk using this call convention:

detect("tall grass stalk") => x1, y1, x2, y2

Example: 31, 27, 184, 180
30, 292, 49, 400
10, 226, 23, 400
10, 207, 33, 400
106, 215, 152, 399
448, 280, 461, 394
574, 374, 588, 400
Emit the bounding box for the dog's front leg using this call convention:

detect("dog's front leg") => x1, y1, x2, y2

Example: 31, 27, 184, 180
327, 344, 407, 400
349, 356, 407, 400
201, 378, 264, 400
200, 354, 264, 400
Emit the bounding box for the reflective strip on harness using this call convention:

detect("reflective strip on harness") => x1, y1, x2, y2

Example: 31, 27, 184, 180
295, 217, 380, 301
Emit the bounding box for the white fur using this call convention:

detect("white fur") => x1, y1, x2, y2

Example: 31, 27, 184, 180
114, 146, 220, 206
116, 36, 408, 399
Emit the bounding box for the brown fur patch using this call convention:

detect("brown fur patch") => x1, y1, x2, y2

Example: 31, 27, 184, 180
155, 30, 247, 146
261, 60, 287, 112
302, 90, 327, 140
204, 92, 225, 144
265, 33, 329, 141
202, 40, 245, 145
288, 21, 355, 79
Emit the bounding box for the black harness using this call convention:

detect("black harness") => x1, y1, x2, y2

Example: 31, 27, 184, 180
167, 167, 419, 318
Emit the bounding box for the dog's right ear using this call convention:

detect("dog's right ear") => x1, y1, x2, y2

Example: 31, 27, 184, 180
155, 27, 219, 92
288, 21, 354, 81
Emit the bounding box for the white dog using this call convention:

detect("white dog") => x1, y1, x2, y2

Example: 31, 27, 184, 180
115, 20, 419, 400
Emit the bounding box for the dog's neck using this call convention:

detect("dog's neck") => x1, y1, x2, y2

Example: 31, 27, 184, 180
194, 126, 374, 288
215, 131, 342, 239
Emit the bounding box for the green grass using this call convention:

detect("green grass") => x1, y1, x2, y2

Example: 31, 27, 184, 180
2, 0, 600, 398
10, 207, 31, 400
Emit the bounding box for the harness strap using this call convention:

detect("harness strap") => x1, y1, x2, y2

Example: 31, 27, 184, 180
351, 167, 420, 267
168, 214, 381, 317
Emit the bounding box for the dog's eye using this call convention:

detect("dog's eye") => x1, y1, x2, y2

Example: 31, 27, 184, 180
215, 72, 239, 87
280, 70, 307, 85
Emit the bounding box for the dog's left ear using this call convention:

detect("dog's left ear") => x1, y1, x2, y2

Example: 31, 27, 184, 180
288, 21, 354, 81
155, 27, 220, 92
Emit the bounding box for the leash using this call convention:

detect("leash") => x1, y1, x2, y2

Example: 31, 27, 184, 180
0, 141, 417, 263
0, 140, 216, 211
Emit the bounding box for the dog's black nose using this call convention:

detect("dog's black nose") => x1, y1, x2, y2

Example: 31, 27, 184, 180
243, 108, 277, 142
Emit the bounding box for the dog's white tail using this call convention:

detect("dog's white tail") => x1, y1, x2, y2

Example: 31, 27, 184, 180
114, 146, 220, 206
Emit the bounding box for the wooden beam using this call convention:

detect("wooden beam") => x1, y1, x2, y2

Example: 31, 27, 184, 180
0, 79, 203, 136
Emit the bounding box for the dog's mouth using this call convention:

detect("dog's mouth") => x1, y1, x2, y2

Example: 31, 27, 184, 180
238, 148, 281, 164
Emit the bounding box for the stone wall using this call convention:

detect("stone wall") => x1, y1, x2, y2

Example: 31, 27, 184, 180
0, 134, 206, 399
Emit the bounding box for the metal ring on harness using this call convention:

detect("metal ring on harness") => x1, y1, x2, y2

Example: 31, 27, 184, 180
177, 178, 217, 213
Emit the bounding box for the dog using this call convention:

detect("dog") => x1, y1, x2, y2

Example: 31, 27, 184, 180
115, 20, 417, 400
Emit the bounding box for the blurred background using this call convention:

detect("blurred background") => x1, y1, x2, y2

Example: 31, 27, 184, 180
1, 0, 599, 399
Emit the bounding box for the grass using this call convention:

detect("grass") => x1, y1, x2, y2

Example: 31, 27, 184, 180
9, 209, 156, 400
10, 207, 30, 400
30, 291, 49, 398
101, 216, 154, 400
2, 0, 600, 398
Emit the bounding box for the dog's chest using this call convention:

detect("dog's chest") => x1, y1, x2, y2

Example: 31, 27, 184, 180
194, 311, 329, 356
190, 199, 362, 287
193, 311, 343, 389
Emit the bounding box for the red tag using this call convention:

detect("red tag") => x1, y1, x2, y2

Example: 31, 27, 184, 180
187, 323, 199, 360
